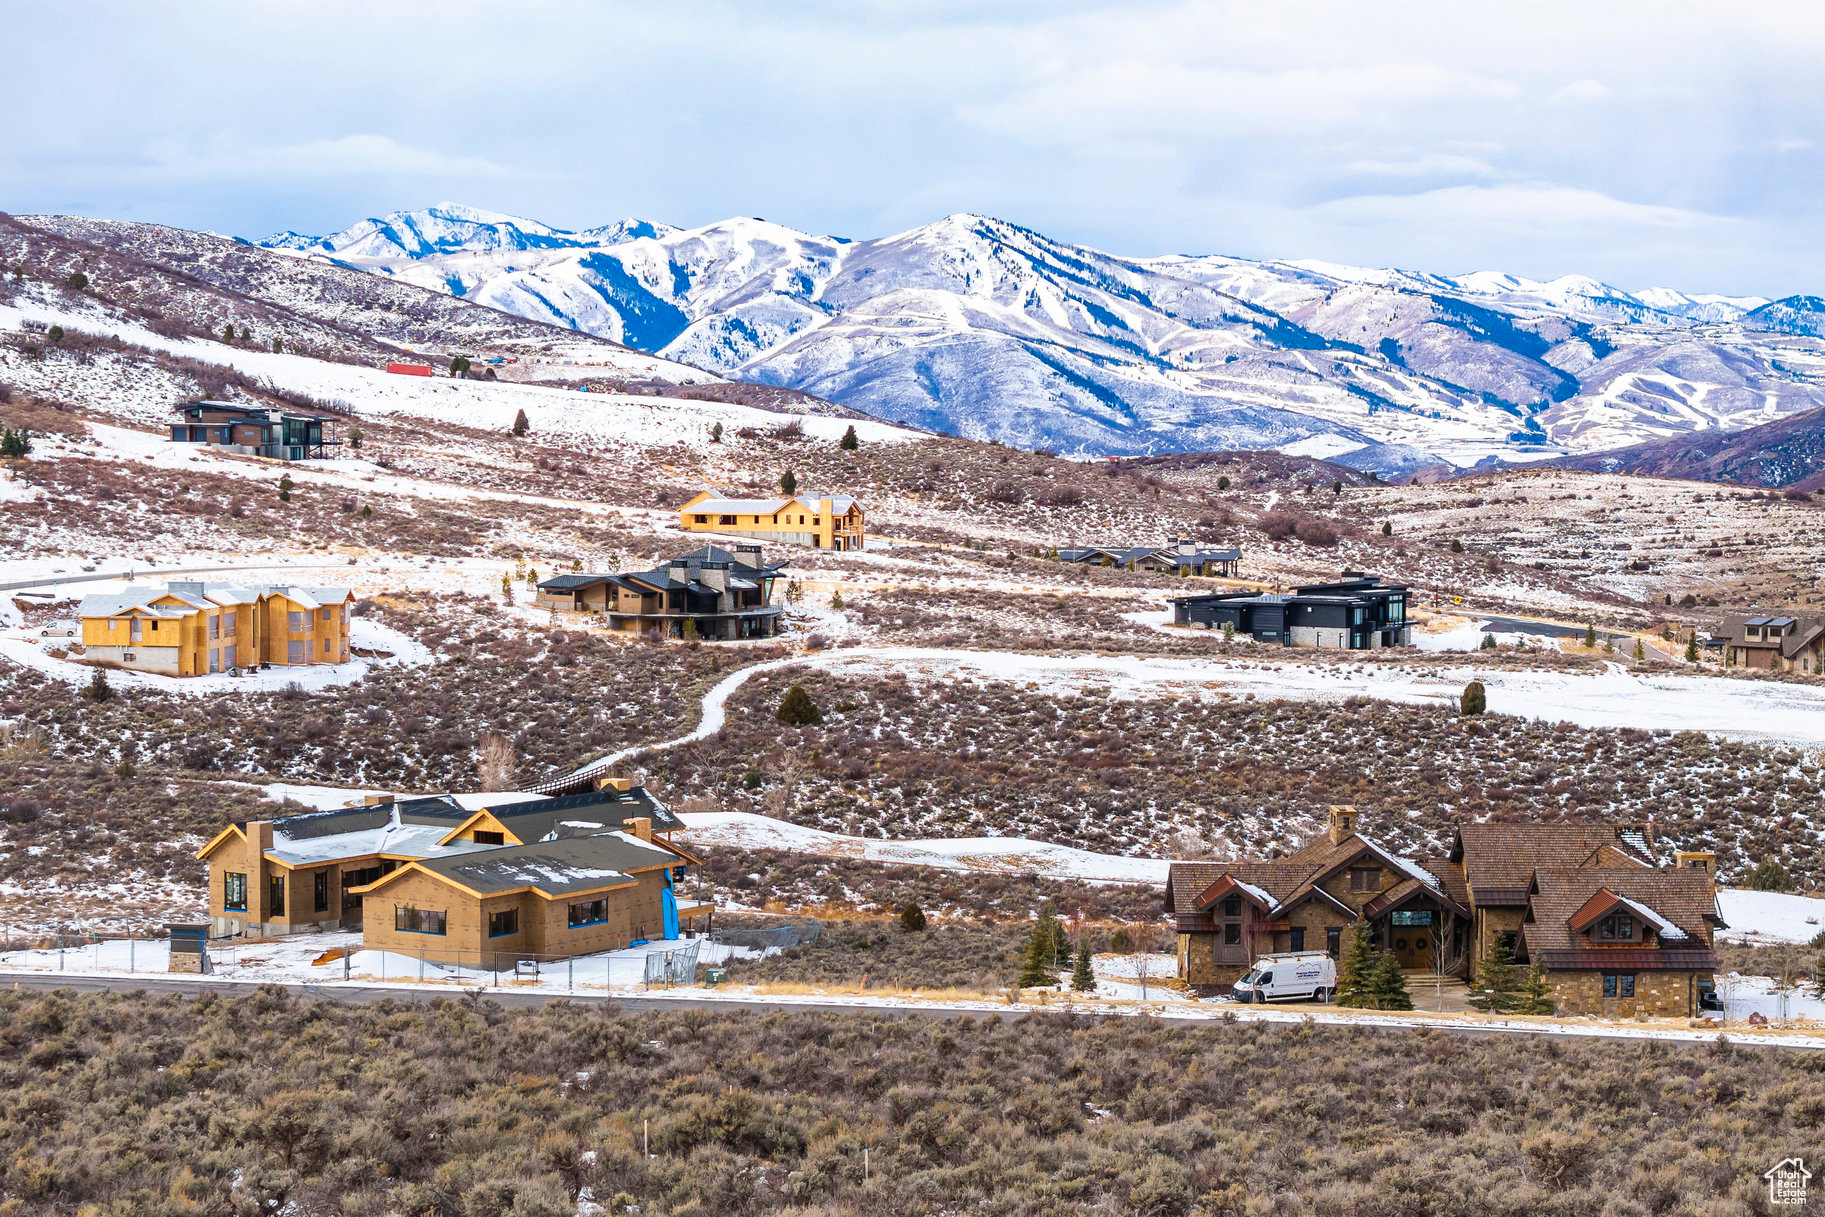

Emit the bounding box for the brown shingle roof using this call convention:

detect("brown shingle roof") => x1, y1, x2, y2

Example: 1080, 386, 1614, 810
1522, 867, 1720, 958
1452, 822, 1654, 903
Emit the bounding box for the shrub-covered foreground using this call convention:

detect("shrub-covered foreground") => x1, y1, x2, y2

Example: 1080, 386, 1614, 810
1, 988, 1820, 1217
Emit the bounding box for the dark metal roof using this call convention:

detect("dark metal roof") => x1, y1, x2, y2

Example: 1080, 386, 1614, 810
410, 833, 680, 896
538, 574, 613, 591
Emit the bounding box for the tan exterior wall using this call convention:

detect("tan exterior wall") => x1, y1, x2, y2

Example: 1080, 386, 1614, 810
1548, 969, 1703, 1018
205, 832, 363, 937
84, 595, 345, 677
359, 866, 674, 964
680, 495, 865, 551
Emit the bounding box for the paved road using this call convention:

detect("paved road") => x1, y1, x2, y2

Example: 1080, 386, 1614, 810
1477, 614, 1594, 641
5, 971, 1814, 1052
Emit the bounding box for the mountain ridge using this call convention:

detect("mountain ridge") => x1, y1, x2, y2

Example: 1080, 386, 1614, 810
225, 201, 1825, 468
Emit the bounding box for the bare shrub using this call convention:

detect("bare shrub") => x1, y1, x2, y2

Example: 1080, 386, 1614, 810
476, 731, 517, 791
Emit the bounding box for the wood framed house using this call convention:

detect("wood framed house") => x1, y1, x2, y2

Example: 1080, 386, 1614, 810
680, 490, 865, 551
1716, 613, 1825, 674
196, 780, 710, 964
79, 582, 351, 676
536, 544, 787, 640
1168, 807, 1722, 1016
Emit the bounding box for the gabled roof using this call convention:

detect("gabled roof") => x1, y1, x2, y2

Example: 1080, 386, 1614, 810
1451, 822, 1655, 904
1522, 867, 1719, 957
356, 831, 683, 900
684, 491, 859, 515
1567, 887, 1688, 942
1190, 873, 1274, 911
538, 574, 615, 591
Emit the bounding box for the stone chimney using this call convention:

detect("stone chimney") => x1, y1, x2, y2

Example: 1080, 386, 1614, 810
626, 816, 653, 842
1327, 805, 1357, 846
1675, 850, 1717, 894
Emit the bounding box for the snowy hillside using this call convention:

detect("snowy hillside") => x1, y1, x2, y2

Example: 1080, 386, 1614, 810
255, 203, 1825, 468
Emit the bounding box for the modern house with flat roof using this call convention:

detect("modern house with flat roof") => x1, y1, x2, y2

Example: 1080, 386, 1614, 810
196, 780, 710, 964
1171, 573, 1409, 648
536, 544, 788, 640
1057, 538, 1241, 577
172, 399, 343, 461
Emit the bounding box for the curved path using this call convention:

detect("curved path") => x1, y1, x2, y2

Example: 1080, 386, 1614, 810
540, 646, 1825, 793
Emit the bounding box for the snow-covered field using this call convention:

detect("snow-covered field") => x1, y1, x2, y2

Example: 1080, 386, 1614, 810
676, 811, 1170, 884
1717, 889, 1825, 946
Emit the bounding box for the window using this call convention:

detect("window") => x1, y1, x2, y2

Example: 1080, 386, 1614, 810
267, 875, 285, 916
473, 830, 505, 845
322, 637, 331, 654
321, 608, 332, 621
223, 644, 236, 669
1348, 867, 1382, 892
288, 640, 305, 663
394, 906, 447, 935
1326, 927, 1342, 957
1602, 973, 1636, 999
719, 515, 735, 525
225, 614, 236, 637
1390, 909, 1433, 926
489, 909, 519, 938
1290, 927, 1305, 951
224, 871, 247, 912
569, 898, 609, 927
1597, 913, 1635, 941
1222, 896, 1241, 917
208, 648, 218, 674
1224, 923, 1241, 945
130, 618, 142, 641
288, 611, 304, 631
209, 614, 220, 640
313, 871, 329, 913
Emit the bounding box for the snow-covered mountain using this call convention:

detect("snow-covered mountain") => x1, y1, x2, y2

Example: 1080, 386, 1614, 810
262, 203, 1825, 469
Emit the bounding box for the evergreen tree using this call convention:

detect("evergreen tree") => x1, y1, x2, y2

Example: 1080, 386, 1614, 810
1460, 680, 1487, 715
1633, 638, 1646, 662
272, 337, 284, 353
1368, 949, 1413, 1011
86, 668, 114, 703
0, 427, 31, 458
222, 323, 235, 343
1072, 942, 1096, 992
775, 684, 824, 726
1519, 958, 1555, 1015
1467, 934, 1523, 1013
1745, 858, 1795, 892
278, 473, 294, 503
1603, 635, 1615, 654
1333, 924, 1379, 1008
1478, 632, 1496, 651
839, 425, 859, 450
1017, 920, 1058, 988
1449, 538, 1464, 553
47, 326, 63, 342
65, 270, 88, 291
450, 356, 472, 377
899, 901, 926, 932
708, 421, 722, 444
511, 409, 530, 437
1381, 521, 1392, 536
1217, 476, 1230, 491
780, 468, 797, 495
830, 588, 845, 611
1685, 636, 1700, 663
1584, 623, 1597, 648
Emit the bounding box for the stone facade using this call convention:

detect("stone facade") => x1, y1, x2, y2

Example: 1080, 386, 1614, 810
1548, 968, 1708, 1018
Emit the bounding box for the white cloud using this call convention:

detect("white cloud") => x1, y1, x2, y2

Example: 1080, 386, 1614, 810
140, 134, 526, 182
1305, 183, 1731, 239
1774, 137, 1813, 153
1339, 153, 1496, 178
1549, 79, 1610, 105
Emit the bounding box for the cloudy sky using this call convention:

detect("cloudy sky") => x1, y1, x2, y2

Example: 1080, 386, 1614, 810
8, 1, 1823, 297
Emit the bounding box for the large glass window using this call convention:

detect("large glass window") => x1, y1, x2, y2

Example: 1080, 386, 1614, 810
268, 875, 285, 916
288, 611, 304, 631
1390, 909, 1433, 926
1597, 914, 1635, 941
1224, 923, 1241, 945
489, 909, 519, 938
569, 898, 609, 928
394, 907, 447, 935
224, 871, 247, 911
313, 871, 329, 913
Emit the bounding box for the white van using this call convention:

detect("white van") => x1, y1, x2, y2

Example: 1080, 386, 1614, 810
1232, 952, 1336, 1003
